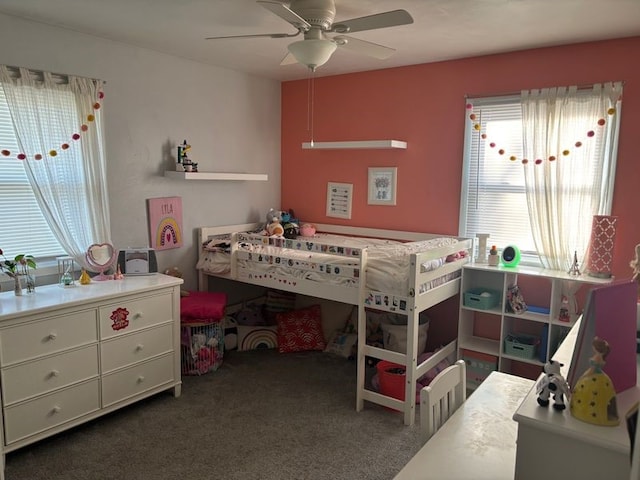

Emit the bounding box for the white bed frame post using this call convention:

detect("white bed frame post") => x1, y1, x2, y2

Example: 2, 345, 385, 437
356, 248, 368, 414
403, 253, 421, 426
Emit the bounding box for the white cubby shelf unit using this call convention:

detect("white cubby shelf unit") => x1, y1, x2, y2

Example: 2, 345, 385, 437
458, 263, 611, 387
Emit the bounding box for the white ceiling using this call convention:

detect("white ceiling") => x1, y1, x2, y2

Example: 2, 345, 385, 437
1, 0, 639, 82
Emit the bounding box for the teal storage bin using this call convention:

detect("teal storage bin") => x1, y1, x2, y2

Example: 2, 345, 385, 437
463, 288, 500, 310
503, 333, 540, 360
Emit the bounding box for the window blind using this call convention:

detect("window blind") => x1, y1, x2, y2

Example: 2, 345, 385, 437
459, 96, 536, 256
0, 87, 65, 259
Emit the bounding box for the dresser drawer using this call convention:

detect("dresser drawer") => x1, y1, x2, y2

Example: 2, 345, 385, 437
3, 379, 100, 445
1, 345, 99, 406
101, 354, 174, 407
0, 310, 97, 365
99, 293, 173, 340
101, 323, 173, 373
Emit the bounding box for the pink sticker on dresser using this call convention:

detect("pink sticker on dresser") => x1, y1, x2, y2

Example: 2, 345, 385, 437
110, 307, 130, 331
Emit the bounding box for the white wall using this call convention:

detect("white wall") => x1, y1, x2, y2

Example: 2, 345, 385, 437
0, 14, 281, 291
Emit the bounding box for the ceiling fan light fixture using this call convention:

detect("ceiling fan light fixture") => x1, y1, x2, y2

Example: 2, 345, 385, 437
288, 39, 337, 70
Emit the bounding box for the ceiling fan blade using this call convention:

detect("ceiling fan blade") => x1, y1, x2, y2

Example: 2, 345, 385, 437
258, 1, 311, 31
206, 31, 300, 40
330, 9, 413, 34
280, 52, 298, 65
333, 35, 395, 60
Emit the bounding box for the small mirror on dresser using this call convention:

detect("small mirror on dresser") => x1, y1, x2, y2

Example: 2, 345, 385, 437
86, 243, 117, 280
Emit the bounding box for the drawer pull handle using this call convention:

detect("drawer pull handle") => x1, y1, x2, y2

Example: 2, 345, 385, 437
47, 333, 57, 341
51, 405, 61, 414
134, 312, 143, 320
137, 375, 145, 384
135, 344, 144, 352
50, 370, 60, 378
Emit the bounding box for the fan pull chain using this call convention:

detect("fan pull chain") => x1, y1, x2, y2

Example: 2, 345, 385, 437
306, 67, 315, 147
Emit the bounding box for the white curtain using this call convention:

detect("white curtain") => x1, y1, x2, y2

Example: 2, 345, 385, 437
0, 66, 111, 268
521, 82, 622, 270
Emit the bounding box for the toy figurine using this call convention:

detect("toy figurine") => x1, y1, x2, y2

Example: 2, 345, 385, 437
536, 359, 570, 411
558, 295, 570, 322
570, 336, 619, 425
488, 245, 499, 266
113, 264, 124, 280
79, 269, 91, 285
177, 140, 196, 172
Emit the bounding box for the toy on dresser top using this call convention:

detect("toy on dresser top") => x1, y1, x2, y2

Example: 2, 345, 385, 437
570, 336, 619, 426
536, 359, 570, 411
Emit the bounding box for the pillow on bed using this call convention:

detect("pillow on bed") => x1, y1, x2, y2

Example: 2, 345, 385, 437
276, 304, 326, 353
235, 304, 266, 326
264, 289, 297, 325
237, 325, 278, 351
324, 330, 358, 358
223, 315, 238, 351
380, 317, 429, 355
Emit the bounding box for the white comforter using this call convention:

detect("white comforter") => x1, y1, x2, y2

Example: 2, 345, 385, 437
198, 233, 459, 296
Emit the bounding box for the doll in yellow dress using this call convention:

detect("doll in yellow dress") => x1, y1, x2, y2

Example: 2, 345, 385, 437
570, 336, 619, 426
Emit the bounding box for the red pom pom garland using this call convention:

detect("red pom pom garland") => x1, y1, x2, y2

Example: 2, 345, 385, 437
466, 101, 616, 165
1, 90, 104, 161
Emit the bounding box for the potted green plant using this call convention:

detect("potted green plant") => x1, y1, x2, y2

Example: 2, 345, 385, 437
0, 249, 37, 295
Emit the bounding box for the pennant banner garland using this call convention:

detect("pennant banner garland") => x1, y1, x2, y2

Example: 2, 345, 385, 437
0, 90, 105, 161
466, 101, 617, 165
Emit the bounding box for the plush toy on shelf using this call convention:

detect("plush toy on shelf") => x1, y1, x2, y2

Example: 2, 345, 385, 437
536, 359, 570, 411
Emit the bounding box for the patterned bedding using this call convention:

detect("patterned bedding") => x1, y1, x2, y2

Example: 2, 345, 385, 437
197, 232, 463, 297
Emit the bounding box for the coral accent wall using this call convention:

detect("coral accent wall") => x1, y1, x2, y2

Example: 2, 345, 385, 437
281, 37, 640, 284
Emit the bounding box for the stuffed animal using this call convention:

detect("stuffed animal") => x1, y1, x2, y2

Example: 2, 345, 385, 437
267, 221, 284, 236
536, 359, 570, 410
283, 221, 299, 239
265, 208, 284, 236
163, 267, 190, 297
266, 208, 282, 225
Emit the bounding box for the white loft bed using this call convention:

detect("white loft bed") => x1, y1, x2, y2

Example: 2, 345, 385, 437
197, 222, 473, 426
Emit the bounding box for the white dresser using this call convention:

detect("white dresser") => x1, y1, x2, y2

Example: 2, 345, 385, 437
0, 274, 183, 480
513, 317, 639, 479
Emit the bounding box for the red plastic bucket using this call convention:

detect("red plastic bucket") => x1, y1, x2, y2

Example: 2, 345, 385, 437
377, 360, 406, 411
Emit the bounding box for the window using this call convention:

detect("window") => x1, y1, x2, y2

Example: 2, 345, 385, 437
0, 87, 65, 260
459, 85, 621, 268
0, 66, 108, 269
459, 95, 536, 258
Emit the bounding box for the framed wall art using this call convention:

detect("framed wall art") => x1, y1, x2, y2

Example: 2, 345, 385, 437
368, 167, 397, 206
147, 196, 184, 250
326, 182, 353, 219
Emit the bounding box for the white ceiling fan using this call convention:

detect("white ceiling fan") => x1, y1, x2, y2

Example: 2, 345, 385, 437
206, 0, 414, 71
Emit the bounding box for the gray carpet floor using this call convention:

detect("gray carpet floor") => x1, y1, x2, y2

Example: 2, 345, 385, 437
4, 349, 423, 480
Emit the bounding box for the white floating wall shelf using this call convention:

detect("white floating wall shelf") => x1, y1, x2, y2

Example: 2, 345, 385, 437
164, 171, 268, 181
301, 140, 407, 150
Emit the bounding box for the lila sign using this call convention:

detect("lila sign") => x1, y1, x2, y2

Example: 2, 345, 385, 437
147, 196, 183, 250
